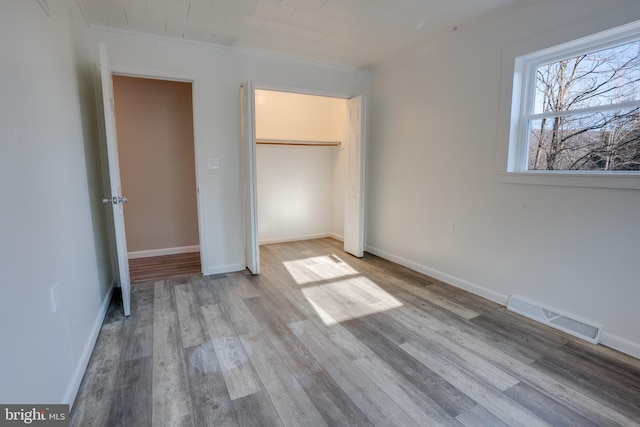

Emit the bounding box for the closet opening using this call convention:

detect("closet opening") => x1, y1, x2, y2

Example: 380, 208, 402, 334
254, 89, 354, 248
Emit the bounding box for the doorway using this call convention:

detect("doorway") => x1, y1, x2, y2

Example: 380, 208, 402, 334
112, 75, 201, 282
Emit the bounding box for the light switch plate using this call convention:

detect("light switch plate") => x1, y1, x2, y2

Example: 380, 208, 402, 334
208, 158, 220, 169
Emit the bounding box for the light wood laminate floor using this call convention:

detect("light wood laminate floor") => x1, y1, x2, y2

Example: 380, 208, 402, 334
71, 238, 640, 426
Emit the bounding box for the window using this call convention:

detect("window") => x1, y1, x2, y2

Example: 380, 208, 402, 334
508, 22, 640, 175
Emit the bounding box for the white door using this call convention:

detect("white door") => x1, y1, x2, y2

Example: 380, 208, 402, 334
241, 83, 260, 274
98, 43, 131, 316
344, 96, 365, 257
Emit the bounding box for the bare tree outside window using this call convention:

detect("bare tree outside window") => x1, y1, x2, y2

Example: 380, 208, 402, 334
528, 40, 640, 171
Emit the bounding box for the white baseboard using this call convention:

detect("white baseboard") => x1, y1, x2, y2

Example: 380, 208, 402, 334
365, 245, 509, 305
205, 263, 246, 275
365, 244, 640, 360
260, 233, 334, 245
601, 331, 640, 359
128, 245, 200, 259
329, 233, 344, 242
64, 279, 116, 407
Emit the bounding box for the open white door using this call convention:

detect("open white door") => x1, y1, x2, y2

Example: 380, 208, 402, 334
241, 83, 260, 274
98, 43, 131, 316
344, 96, 366, 257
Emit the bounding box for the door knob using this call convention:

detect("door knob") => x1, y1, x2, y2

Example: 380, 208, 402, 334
102, 196, 129, 204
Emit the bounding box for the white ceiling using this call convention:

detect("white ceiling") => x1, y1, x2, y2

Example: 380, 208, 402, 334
79, 0, 528, 68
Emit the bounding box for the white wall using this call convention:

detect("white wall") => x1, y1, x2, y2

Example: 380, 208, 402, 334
255, 90, 346, 243
256, 89, 345, 142
89, 29, 369, 274
368, 0, 640, 356
0, 0, 113, 404
257, 146, 335, 243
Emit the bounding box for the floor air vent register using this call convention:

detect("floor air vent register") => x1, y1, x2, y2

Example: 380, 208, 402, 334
507, 295, 603, 344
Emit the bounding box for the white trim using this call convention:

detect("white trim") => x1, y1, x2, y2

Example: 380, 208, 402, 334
330, 233, 344, 242
206, 263, 246, 275
64, 280, 116, 407
364, 245, 509, 305
601, 331, 640, 359
90, 25, 371, 73
128, 245, 200, 259
110, 64, 197, 83
496, 171, 640, 190
255, 82, 353, 101
260, 233, 334, 245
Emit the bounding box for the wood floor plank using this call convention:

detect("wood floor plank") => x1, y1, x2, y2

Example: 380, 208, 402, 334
532, 355, 640, 421
122, 283, 154, 361
227, 272, 261, 299
393, 281, 480, 319
369, 311, 520, 392
469, 310, 569, 357
343, 317, 476, 417
243, 296, 323, 379
232, 390, 283, 427
282, 288, 374, 361
409, 297, 543, 364
300, 370, 373, 427
174, 283, 209, 348
353, 353, 463, 426
540, 344, 640, 404
289, 319, 420, 427
152, 309, 193, 425
239, 332, 328, 427
503, 382, 600, 427
212, 337, 260, 401
245, 274, 307, 324
563, 339, 640, 381
455, 405, 510, 427
436, 326, 640, 427
70, 321, 125, 427
400, 340, 552, 427
200, 304, 262, 400
193, 275, 221, 306
382, 298, 448, 333
108, 357, 153, 427
184, 343, 239, 427
155, 280, 176, 314
213, 277, 262, 335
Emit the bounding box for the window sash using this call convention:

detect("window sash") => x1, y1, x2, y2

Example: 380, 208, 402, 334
511, 23, 640, 174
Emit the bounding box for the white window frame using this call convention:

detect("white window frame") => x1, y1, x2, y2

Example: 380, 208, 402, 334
499, 20, 640, 190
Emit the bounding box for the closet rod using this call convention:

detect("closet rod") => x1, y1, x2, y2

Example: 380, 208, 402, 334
256, 139, 341, 147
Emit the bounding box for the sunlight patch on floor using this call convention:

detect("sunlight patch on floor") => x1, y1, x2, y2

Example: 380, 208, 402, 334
301, 276, 403, 325
283, 255, 359, 285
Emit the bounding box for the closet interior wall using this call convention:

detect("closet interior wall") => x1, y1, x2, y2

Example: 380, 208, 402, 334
255, 90, 347, 244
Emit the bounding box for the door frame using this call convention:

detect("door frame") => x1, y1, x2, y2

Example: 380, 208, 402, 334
108, 64, 207, 275
245, 82, 367, 265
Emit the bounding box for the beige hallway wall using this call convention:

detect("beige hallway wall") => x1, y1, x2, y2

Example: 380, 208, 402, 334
113, 76, 199, 254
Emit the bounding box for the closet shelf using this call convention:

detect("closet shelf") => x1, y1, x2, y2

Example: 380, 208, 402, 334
256, 138, 342, 148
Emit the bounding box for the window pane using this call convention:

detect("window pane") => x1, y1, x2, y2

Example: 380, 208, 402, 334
528, 108, 640, 171
534, 40, 640, 114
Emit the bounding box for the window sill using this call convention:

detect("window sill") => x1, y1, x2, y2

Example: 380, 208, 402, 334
496, 171, 640, 190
